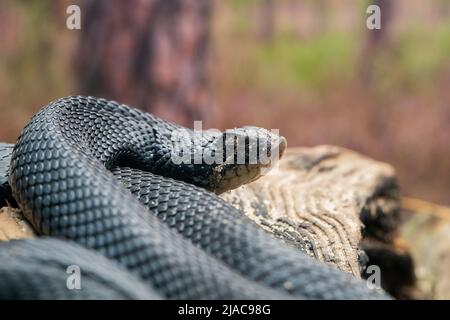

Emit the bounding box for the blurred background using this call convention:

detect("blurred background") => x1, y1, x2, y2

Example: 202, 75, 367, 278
0, 0, 449, 205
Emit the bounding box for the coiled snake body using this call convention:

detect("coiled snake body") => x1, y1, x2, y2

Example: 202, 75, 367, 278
0, 96, 388, 299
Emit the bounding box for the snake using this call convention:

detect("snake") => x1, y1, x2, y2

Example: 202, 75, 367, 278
0, 96, 389, 299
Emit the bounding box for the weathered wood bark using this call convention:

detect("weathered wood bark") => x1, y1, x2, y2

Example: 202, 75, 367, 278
77, 0, 213, 127
221, 146, 420, 299
221, 146, 400, 277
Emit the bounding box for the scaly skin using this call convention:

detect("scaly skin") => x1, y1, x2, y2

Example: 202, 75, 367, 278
1, 96, 389, 299
0, 238, 161, 299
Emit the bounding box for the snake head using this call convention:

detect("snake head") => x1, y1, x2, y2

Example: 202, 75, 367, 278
202, 126, 287, 194
167, 125, 286, 194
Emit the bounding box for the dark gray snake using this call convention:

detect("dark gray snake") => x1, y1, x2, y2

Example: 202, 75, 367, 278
0, 96, 389, 299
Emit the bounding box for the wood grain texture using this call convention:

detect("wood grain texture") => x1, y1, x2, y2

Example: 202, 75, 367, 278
0, 145, 400, 280
221, 145, 400, 277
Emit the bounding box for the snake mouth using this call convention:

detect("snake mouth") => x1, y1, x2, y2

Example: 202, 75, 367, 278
210, 133, 287, 194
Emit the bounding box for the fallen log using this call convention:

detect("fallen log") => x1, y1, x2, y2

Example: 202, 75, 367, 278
221, 145, 401, 277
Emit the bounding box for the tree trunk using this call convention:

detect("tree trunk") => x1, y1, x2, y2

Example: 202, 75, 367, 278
76, 0, 213, 127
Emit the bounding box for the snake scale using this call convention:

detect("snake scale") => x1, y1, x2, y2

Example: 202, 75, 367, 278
0, 96, 389, 299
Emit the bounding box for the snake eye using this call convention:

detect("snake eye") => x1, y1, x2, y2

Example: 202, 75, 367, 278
220, 127, 286, 166
204, 127, 287, 194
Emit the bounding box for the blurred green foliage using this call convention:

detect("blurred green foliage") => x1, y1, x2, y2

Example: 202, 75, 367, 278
252, 31, 355, 90
397, 25, 450, 88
